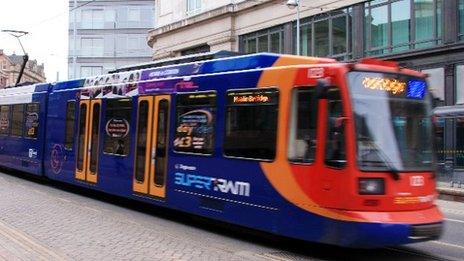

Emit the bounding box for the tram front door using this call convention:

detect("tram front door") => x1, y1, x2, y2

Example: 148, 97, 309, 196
75, 99, 102, 183
133, 95, 170, 199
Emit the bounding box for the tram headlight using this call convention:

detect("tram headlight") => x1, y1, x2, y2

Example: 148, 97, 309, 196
359, 178, 385, 195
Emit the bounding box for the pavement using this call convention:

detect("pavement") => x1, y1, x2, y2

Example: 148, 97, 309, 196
437, 181, 464, 202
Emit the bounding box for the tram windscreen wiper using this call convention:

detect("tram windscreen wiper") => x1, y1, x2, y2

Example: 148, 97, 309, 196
360, 141, 400, 180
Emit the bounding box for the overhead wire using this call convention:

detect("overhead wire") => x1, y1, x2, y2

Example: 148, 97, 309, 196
28, 0, 98, 33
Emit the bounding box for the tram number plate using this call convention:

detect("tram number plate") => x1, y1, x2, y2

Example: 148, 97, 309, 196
410, 176, 424, 187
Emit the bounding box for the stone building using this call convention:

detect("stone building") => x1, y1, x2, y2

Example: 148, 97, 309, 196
0, 49, 46, 88
148, 0, 464, 185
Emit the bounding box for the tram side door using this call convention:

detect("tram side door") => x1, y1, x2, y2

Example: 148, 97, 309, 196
75, 99, 102, 183
133, 95, 170, 199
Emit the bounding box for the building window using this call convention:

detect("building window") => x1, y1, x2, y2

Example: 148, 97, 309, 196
128, 7, 140, 22
81, 38, 104, 57
103, 99, 132, 156
224, 88, 279, 160
365, 0, 442, 56
174, 92, 216, 155
181, 45, 210, 56
459, 0, 464, 40
422, 67, 444, 107
415, 0, 442, 48
457, 65, 464, 104
296, 8, 352, 60
80, 66, 103, 78
187, 0, 201, 16
81, 9, 104, 29
241, 26, 284, 54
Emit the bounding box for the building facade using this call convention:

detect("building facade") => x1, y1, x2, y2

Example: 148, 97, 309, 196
0, 50, 46, 88
68, 0, 155, 79
149, 0, 464, 184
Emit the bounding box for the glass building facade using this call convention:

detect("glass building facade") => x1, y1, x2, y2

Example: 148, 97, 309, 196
239, 0, 464, 186
297, 8, 353, 60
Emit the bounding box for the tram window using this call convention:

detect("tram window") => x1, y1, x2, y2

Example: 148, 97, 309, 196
134, 100, 149, 183
288, 88, 318, 163
77, 103, 87, 171
174, 92, 216, 155
224, 88, 279, 160
103, 98, 132, 156
64, 101, 76, 150
0, 105, 11, 136
24, 103, 40, 139
11, 104, 24, 137
325, 88, 346, 168
154, 99, 169, 186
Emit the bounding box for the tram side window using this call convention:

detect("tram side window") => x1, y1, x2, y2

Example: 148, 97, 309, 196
288, 88, 318, 163
11, 104, 24, 137
0, 105, 11, 136
103, 98, 132, 156
325, 88, 346, 168
64, 101, 76, 150
174, 92, 216, 155
24, 103, 40, 139
224, 88, 279, 160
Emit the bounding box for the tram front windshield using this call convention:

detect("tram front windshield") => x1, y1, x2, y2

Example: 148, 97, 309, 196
348, 71, 434, 172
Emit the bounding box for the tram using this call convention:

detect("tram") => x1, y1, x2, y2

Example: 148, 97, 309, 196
0, 53, 443, 248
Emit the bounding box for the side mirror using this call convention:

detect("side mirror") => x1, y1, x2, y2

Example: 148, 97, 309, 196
316, 79, 329, 99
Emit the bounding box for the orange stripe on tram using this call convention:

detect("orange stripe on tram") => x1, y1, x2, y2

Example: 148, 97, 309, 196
258, 56, 364, 222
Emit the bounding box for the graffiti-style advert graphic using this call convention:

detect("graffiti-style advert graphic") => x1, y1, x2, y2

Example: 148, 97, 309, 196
81, 71, 141, 99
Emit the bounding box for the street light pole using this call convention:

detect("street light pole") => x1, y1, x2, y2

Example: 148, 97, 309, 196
287, 0, 300, 55
1, 30, 29, 86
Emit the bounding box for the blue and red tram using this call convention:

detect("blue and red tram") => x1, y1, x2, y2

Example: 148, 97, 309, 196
0, 53, 442, 248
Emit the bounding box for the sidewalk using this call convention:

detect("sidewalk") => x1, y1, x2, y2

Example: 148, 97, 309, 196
437, 181, 464, 202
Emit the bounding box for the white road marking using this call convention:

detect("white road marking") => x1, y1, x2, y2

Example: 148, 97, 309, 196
440, 207, 464, 216
444, 218, 464, 224
431, 240, 464, 250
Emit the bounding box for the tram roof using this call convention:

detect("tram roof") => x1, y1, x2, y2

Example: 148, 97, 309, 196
52, 53, 336, 91
0, 83, 49, 96
110, 50, 241, 73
